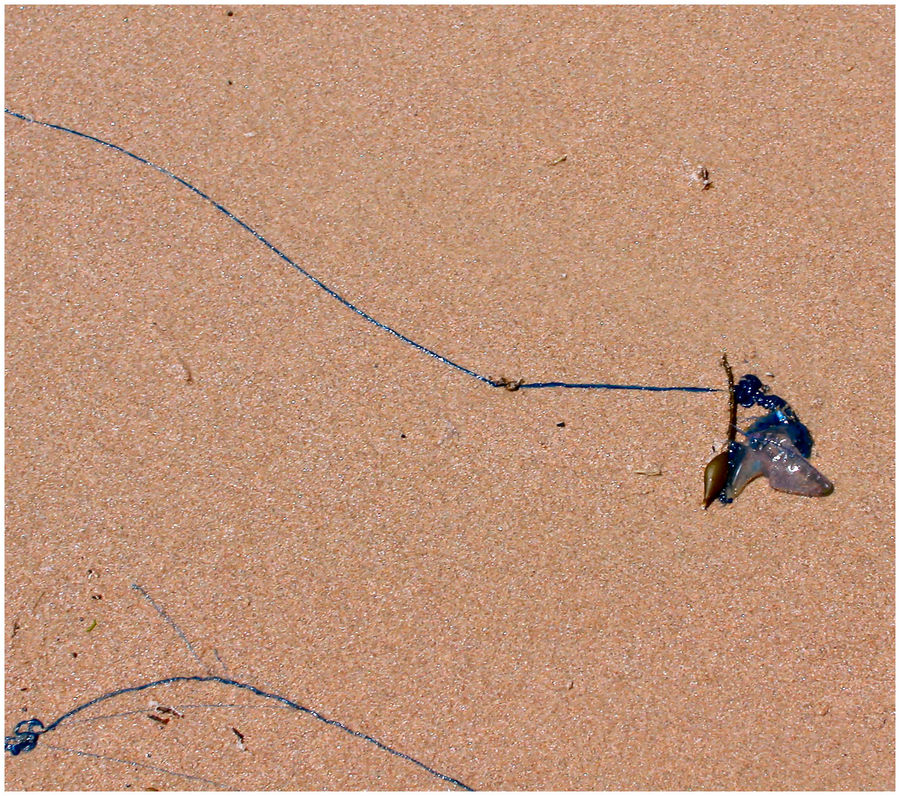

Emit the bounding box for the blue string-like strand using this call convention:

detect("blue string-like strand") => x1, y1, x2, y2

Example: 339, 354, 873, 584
5, 108, 719, 395
5, 675, 473, 790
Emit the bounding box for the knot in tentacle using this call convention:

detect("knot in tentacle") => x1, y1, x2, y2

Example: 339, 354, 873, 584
735, 374, 764, 407
5, 718, 44, 755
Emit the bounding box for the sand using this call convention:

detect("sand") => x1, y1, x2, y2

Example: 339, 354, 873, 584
5, 5, 893, 790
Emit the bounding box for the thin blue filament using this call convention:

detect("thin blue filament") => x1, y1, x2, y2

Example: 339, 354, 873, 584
5, 108, 719, 395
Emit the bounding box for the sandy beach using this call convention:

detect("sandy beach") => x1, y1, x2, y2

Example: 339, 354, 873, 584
5, 6, 893, 789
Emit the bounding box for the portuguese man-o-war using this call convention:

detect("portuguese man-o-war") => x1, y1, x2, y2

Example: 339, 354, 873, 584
5, 106, 838, 789
704, 363, 834, 507
4, 112, 831, 518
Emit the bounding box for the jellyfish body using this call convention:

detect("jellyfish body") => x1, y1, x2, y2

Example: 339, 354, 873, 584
725, 424, 834, 500
706, 374, 833, 505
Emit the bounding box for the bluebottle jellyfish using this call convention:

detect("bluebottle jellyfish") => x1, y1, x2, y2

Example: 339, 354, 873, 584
703, 358, 833, 507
